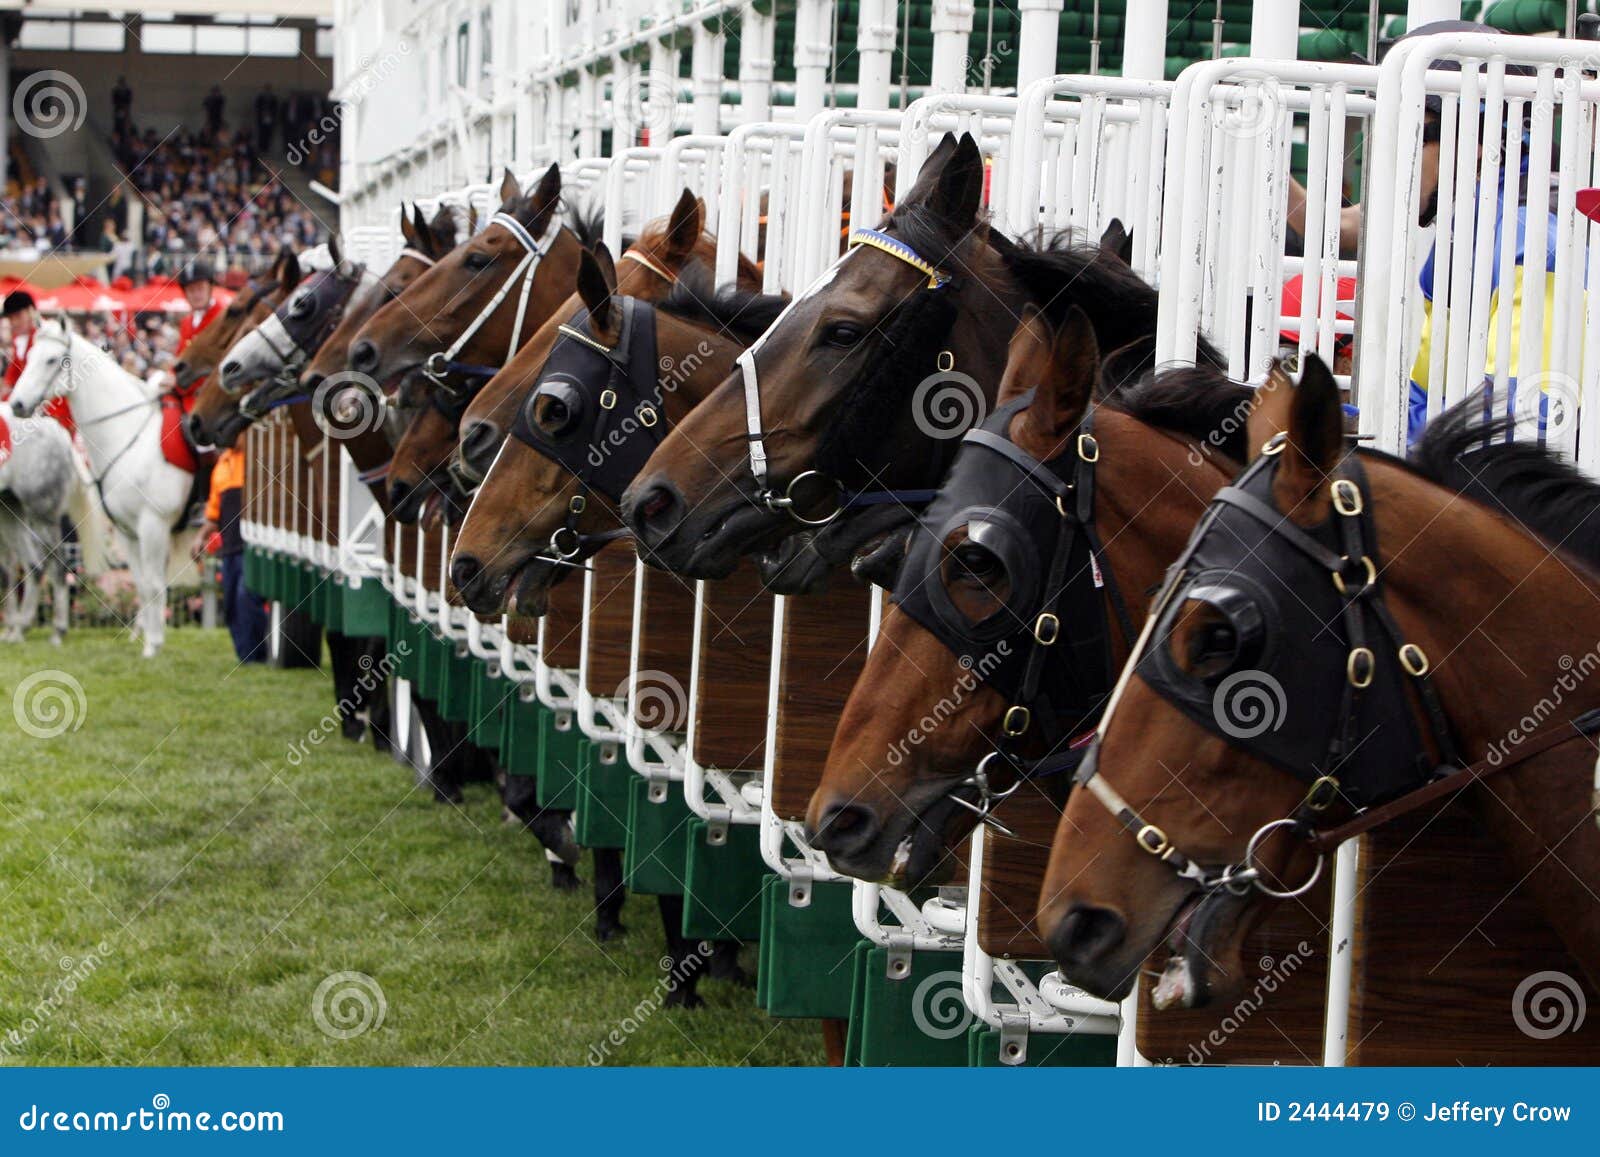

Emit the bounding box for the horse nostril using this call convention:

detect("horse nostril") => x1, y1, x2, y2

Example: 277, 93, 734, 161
388, 478, 413, 512
808, 799, 882, 863
450, 555, 482, 593
1047, 904, 1128, 971
185, 413, 202, 442
627, 482, 683, 543
348, 339, 380, 375
459, 420, 500, 469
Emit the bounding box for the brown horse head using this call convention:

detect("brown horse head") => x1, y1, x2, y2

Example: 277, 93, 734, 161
1038, 364, 1600, 1009
805, 309, 1235, 886
303, 202, 462, 397
451, 190, 758, 488
185, 250, 301, 448
344, 165, 579, 394
446, 249, 787, 617
619, 134, 1031, 579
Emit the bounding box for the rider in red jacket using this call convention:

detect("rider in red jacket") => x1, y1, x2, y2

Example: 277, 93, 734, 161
173, 259, 225, 413
1, 290, 74, 432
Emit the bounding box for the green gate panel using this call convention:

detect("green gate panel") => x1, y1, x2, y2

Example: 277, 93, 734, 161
342, 579, 389, 637
243, 547, 262, 593
413, 628, 441, 701
393, 610, 421, 683
501, 692, 543, 777
965, 1025, 1117, 1067
534, 706, 582, 807
845, 944, 970, 1067
318, 573, 341, 632
681, 817, 766, 942
435, 643, 473, 723
623, 777, 693, 896
574, 739, 629, 849
758, 877, 860, 1019
467, 663, 512, 754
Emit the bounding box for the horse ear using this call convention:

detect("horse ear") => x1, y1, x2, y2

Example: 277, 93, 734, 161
399, 204, 419, 248
1025, 306, 1099, 449
577, 247, 614, 327
278, 248, 300, 292
662, 189, 704, 266
1098, 218, 1133, 265
427, 204, 457, 250
589, 241, 617, 291
518, 162, 562, 237
925, 133, 984, 227
328, 233, 343, 266
998, 304, 1052, 407
1248, 356, 1344, 508
497, 167, 521, 212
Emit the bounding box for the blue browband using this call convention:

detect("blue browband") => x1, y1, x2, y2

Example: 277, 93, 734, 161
847, 228, 953, 289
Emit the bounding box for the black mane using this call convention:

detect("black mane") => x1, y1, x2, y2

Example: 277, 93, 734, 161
1410, 391, 1600, 569
565, 203, 607, 251
1102, 364, 1256, 464
657, 262, 789, 345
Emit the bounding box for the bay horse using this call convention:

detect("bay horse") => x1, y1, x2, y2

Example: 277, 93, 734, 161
175, 250, 301, 398
345, 166, 580, 401
447, 254, 787, 616
11, 322, 191, 657
619, 134, 1190, 588
390, 190, 758, 528
1038, 366, 1600, 1012
804, 307, 1243, 887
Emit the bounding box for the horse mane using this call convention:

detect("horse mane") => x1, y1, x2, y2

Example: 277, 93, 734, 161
564, 202, 608, 251
657, 261, 789, 345
1103, 364, 1256, 464
1408, 392, 1600, 570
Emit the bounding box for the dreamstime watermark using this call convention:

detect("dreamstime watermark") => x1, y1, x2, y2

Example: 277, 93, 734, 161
1211, 668, 1287, 740
1186, 383, 1256, 467
1511, 369, 1581, 443
1512, 969, 1586, 1040
285, 44, 412, 167
310, 371, 388, 440
586, 945, 711, 1064
1181, 940, 1314, 1065
884, 642, 1012, 768
1484, 646, 1600, 768
580, 340, 715, 471
614, 67, 680, 141
911, 367, 986, 440
13, 70, 86, 140
12, 669, 87, 739
285, 642, 408, 765
615, 668, 688, 738
1219, 73, 1282, 141
311, 971, 387, 1040
0, 941, 113, 1059
17, 1094, 283, 1134
911, 969, 973, 1040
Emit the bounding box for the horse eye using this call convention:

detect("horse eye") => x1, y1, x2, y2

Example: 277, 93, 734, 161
949, 541, 1003, 586
532, 382, 583, 438
290, 295, 313, 318
821, 322, 864, 349
1186, 620, 1240, 680
464, 251, 492, 271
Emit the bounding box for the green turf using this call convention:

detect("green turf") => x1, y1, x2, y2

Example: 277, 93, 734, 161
0, 627, 824, 1066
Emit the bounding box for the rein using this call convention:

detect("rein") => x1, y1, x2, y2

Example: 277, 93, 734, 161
738, 227, 958, 526
421, 212, 564, 390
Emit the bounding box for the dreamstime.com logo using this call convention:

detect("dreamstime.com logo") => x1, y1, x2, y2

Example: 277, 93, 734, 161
311, 971, 387, 1040
1512, 970, 1586, 1040
1211, 669, 1287, 740
13, 70, 86, 140
310, 371, 387, 440
615, 669, 688, 737
911, 367, 986, 440
12, 669, 87, 738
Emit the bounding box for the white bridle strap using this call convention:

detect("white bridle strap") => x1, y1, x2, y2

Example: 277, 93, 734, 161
620, 249, 676, 284
438, 211, 562, 369
738, 349, 767, 486
398, 247, 436, 268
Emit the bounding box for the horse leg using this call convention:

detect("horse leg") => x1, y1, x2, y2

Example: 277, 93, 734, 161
50, 551, 68, 644
659, 897, 708, 1010
1, 562, 21, 642
15, 559, 42, 640
134, 510, 169, 657
592, 847, 626, 941
500, 769, 581, 889
325, 630, 366, 740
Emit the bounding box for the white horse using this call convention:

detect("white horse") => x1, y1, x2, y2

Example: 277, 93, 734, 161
10, 321, 193, 657
0, 401, 84, 643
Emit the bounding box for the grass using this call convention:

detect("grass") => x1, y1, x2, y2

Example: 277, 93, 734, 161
0, 627, 825, 1066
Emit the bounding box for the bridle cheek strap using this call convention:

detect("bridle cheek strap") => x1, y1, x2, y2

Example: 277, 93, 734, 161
738, 348, 768, 489
432, 212, 562, 378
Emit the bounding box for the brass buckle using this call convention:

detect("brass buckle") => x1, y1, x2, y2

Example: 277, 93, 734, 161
1136, 824, 1170, 856
1077, 433, 1099, 462
1033, 613, 1060, 645
1260, 431, 1288, 456
1346, 647, 1375, 688
1304, 775, 1340, 811
568, 494, 586, 514
1002, 705, 1031, 736
599, 388, 617, 410
937, 350, 955, 372
1398, 642, 1430, 676
1331, 554, 1376, 597
1330, 478, 1363, 517
638, 404, 658, 427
